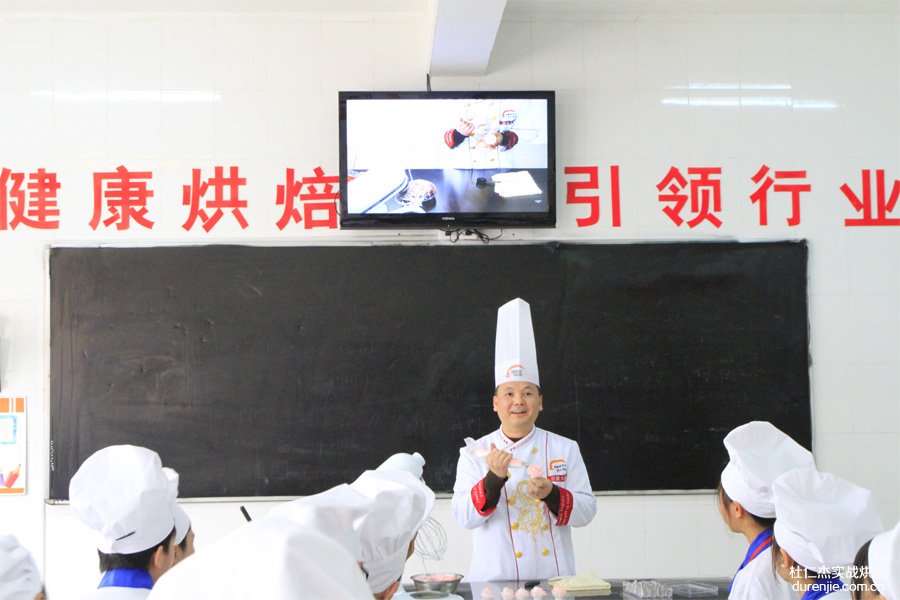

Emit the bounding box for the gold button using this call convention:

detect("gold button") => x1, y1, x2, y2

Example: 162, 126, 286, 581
542, 548, 549, 556
508, 498, 516, 506
541, 524, 549, 531
511, 522, 519, 530
531, 447, 538, 454
515, 551, 523, 558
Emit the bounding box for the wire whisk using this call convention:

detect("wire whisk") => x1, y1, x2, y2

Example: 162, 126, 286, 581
414, 516, 448, 561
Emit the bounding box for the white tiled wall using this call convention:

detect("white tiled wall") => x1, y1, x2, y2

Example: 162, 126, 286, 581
0, 4, 897, 597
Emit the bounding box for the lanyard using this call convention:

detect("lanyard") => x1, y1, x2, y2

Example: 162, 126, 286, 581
800, 577, 845, 600
728, 529, 774, 593
98, 568, 153, 590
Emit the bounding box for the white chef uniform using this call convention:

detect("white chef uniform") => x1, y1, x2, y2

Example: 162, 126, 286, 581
720, 421, 815, 600
147, 518, 373, 600
869, 519, 900, 599
772, 467, 883, 600
443, 98, 548, 170
452, 426, 595, 581
69, 445, 180, 600
451, 298, 597, 582
0, 534, 43, 600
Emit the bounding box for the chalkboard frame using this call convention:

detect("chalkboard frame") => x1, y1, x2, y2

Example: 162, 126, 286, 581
49, 241, 811, 499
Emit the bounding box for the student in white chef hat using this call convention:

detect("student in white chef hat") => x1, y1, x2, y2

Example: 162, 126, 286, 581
717, 421, 816, 600
350, 453, 436, 600
772, 467, 883, 599
850, 519, 900, 600
267, 481, 375, 567
69, 445, 180, 599
146, 518, 374, 600
0, 535, 45, 600
162, 468, 194, 566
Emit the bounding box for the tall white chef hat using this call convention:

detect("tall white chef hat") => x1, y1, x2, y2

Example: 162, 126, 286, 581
146, 518, 373, 600
720, 421, 815, 518
350, 470, 436, 593
495, 298, 540, 388
0, 535, 42, 600
162, 468, 191, 545
69, 445, 177, 555
376, 452, 426, 481
869, 519, 900, 599
266, 483, 373, 562
772, 467, 883, 573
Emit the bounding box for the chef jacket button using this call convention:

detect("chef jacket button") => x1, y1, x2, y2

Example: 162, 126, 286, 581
508, 498, 516, 506
511, 522, 519, 530
515, 551, 523, 558
542, 548, 550, 556
531, 447, 538, 454
541, 524, 549, 531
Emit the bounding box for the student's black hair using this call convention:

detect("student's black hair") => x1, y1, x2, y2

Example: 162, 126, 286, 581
716, 480, 777, 529
850, 539, 879, 600
98, 526, 176, 573
771, 536, 822, 580
178, 527, 192, 552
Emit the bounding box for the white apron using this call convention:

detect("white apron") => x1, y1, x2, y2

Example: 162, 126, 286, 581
451, 426, 596, 582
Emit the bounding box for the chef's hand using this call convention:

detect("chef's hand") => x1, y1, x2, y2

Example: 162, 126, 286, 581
485, 443, 512, 478
528, 476, 554, 500
455, 119, 476, 137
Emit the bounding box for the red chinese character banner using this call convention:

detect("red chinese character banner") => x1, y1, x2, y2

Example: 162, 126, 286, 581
0, 162, 897, 233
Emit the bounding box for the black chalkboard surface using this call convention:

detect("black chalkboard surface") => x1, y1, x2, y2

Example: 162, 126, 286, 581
49, 242, 810, 499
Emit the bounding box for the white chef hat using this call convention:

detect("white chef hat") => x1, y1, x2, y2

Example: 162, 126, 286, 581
69, 445, 177, 555
0, 535, 42, 600
772, 467, 883, 573
376, 452, 426, 481
869, 519, 900, 599
162, 468, 191, 545
146, 518, 373, 600
720, 421, 815, 518
266, 483, 373, 562
495, 298, 540, 388
350, 470, 436, 593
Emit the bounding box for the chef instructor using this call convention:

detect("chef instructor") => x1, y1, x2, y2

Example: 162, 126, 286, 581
451, 298, 597, 582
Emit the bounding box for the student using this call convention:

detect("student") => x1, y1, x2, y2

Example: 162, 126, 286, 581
69, 445, 181, 599
451, 298, 597, 582
162, 469, 194, 565
852, 519, 900, 600
350, 460, 435, 600
717, 421, 816, 599
0, 534, 45, 600
772, 467, 883, 600
267, 481, 375, 571
146, 518, 373, 599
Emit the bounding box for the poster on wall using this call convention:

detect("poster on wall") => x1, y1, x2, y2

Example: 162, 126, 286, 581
0, 397, 26, 495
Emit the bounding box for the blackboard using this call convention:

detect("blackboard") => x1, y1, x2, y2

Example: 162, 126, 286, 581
49, 242, 811, 499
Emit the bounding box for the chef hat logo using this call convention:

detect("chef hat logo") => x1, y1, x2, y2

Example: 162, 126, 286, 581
506, 364, 524, 378
499, 109, 518, 126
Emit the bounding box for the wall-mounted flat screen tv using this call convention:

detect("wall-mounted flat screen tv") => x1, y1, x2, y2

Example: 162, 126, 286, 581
339, 91, 555, 229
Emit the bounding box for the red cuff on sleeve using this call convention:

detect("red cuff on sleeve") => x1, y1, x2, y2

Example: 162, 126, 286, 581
444, 129, 461, 148
471, 480, 497, 517
555, 486, 573, 526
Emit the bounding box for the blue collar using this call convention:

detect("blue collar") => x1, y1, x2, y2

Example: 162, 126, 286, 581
800, 577, 845, 600
98, 568, 154, 590
728, 529, 773, 593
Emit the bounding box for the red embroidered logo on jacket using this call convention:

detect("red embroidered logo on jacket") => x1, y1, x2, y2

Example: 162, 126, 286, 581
548, 459, 568, 482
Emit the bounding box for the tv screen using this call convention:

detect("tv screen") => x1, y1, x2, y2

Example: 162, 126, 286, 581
339, 91, 556, 229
